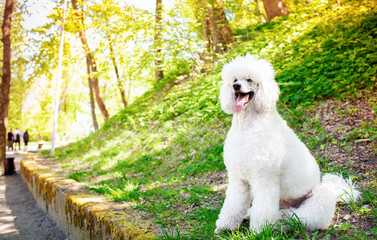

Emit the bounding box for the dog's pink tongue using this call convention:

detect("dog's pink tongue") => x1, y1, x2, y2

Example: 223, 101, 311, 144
234, 95, 249, 112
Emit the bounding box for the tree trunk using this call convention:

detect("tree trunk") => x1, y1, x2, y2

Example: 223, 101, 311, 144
210, 0, 233, 53
0, 0, 13, 170
72, 0, 110, 121
262, 0, 291, 22
201, 0, 233, 54
105, 18, 128, 108
86, 54, 110, 121
87, 69, 98, 131
109, 45, 128, 108
154, 0, 164, 81
51, 0, 67, 156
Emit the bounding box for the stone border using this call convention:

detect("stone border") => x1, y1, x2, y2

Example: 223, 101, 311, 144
21, 155, 159, 240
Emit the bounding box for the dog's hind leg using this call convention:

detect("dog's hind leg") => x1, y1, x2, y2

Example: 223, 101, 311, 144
282, 174, 359, 231
215, 175, 251, 233
283, 174, 360, 231
282, 184, 337, 231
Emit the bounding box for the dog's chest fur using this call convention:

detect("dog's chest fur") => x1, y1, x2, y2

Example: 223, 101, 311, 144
223, 113, 285, 175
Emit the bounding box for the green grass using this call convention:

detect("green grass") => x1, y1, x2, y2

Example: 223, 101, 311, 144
51, 0, 377, 239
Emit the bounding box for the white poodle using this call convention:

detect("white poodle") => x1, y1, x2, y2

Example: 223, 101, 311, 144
215, 54, 360, 233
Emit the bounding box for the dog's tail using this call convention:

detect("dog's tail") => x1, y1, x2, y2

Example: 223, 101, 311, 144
321, 173, 360, 204
282, 173, 360, 231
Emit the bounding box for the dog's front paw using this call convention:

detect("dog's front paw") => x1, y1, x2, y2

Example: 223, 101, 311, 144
214, 218, 239, 234
249, 220, 263, 234
248, 207, 281, 233
214, 224, 228, 234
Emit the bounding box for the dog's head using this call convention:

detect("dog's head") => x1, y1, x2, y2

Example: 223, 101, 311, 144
219, 54, 280, 114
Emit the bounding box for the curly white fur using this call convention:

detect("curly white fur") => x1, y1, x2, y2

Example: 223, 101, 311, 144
215, 54, 360, 233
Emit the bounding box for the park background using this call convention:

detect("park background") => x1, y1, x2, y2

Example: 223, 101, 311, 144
0, 0, 376, 239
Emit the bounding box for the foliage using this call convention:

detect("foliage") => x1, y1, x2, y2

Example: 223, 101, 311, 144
50, 0, 377, 239
11, 0, 219, 140
232, 0, 377, 108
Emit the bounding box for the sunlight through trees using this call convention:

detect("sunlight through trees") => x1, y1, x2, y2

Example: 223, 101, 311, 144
2, 0, 373, 144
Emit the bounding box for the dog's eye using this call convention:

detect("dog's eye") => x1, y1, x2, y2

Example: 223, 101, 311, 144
234, 79, 238, 83
246, 79, 252, 82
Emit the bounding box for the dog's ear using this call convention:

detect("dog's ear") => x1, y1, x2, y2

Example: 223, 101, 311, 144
254, 79, 280, 112
219, 83, 235, 114
253, 60, 280, 112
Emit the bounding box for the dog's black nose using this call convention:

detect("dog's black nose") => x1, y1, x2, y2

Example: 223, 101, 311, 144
233, 83, 241, 91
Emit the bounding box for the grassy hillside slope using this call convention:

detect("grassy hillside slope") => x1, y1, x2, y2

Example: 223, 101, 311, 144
53, 1, 377, 239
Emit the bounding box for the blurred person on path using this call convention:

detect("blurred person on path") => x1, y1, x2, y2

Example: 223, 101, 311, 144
7, 129, 14, 151
23, 130, 29, 151
14, 128, 22, 151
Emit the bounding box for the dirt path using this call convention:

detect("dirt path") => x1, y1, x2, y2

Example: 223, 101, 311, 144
0, 155, 67, 240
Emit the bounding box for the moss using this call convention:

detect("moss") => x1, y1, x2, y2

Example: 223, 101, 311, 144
21, 155, 158, 240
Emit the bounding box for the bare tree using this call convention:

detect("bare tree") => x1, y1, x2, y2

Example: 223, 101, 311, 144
262, 0, 291, 22
0, 0, 13, 169
72, 0, 110, 121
